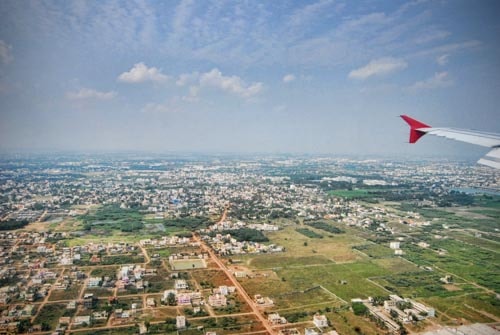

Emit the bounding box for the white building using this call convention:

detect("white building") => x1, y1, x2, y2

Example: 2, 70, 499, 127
176, 315, 186, 329
313, 314, 328, 328
389, 241, 400, 249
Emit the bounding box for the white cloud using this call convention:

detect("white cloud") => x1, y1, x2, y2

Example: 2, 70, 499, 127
283, 74, 296, 83
409, 71, 453, 91
199, 68, 263, 98
176, 72, 199, 86
141, 102, 179, 114
436, 54, 449, 66
288, 0, 334, 28
0, 40, 13, 64
412, 40, 481, 59
413, 29, 450, 44
182, 86, 200, 102
117, 62, 169, 83
348, 57, 407, 80
66, 88, 116, 100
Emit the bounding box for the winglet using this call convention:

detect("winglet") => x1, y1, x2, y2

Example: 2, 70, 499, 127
400, 115, 431, 143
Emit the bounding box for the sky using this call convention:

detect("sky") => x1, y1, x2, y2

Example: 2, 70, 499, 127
0, 0, 499, 158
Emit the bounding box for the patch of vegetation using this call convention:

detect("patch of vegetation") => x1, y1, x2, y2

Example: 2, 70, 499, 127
163, 216, 211, 230
33, 303, 66, 331
81, 205, 144, 232
305, 220, 344, 234
223, 228, 269, 242
0, 219, 29, 230
352, 301, 368, 315
296, 228, 323, 239
328, 189, 373, 199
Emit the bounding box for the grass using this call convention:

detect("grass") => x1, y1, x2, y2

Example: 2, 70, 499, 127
33, 303, 67, 330
328, 189, 374, 199
276, 261, 390, 301
403, 240, 500, 293
48, 284, 82, 301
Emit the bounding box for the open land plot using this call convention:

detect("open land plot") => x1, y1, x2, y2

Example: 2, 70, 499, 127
326, 309, 386, 335
396, 204, 500, 233
403, 240, 500, 292
48, 283, 83, 301
276, 261, 390, 301
239, 271, 295, 299
184, 314, 265, 335
353, 243, 395, 258
423, 294, 499, 324
33, 303, 67, 330
447, 231, 500, 252
371, 271, 482, 298
372, 257, 420, 273
169, 258, 206, 270
90, 267, 119, 278
191, 269, 232, 288
131, 306, 178, 322
85, 287, 114, 297
270, 285, 344, 310
328, 189, 375, 199
262, 226, 365, 264
70, 326, 138, 335
144, 273, 174, 293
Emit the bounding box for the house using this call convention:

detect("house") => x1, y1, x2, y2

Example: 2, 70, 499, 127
176, 315, 186, 329
87, 277, 101, 287
58, 317, 71, 325
146, 298, 156, 307
176, 294, 191, 305
73, 315, 90, 326
313, 313, 328, 328
305, 328, 320, 335
92, 310, 108, 320
175, 279, 188, 290
83, 296, 95, 309
268, 313, 287, 325
208, 294, 227, 307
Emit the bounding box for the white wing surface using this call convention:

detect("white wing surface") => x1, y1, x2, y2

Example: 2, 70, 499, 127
401, 115, 500, 169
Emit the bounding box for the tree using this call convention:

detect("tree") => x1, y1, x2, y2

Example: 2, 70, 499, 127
352, 302, 368, 316
167, 292, 176, 306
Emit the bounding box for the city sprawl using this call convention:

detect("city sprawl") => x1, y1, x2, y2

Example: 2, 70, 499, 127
0, 154, 498, 335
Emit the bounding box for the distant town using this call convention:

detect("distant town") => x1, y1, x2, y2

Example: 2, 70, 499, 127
0, 153, 498, 335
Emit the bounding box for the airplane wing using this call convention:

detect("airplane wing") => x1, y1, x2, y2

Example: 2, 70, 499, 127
400, 115, 500, 169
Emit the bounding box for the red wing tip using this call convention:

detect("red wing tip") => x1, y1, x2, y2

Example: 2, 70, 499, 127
400, 115, 431, 129
400, 115, 431, 143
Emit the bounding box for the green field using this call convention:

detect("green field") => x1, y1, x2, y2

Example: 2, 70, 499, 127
328, 189, 374, 199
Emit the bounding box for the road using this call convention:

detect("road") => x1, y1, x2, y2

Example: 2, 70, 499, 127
193, 233, 275, 335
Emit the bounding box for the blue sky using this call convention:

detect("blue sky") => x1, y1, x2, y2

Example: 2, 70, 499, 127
0, 0, 499, 157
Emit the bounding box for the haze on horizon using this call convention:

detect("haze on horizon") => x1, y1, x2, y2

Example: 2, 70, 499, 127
0, 1, 499, 158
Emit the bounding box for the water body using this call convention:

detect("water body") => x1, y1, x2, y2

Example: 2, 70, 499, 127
451, 187, 500, 196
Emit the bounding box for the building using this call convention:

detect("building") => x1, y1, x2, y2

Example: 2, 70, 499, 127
208, 294, 227, 307
175, 279, 188, 290
176, 315, 186, 329
268, 313, 287, 325
389, 241, 400, 249
313, 314, 328, 328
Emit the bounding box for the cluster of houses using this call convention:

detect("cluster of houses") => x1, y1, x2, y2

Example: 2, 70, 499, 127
139, 235, 196, 247
203, 232, 284, 255
161, 278, 237, 309
354, 295, 435, 333
270, 314, 338, 335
